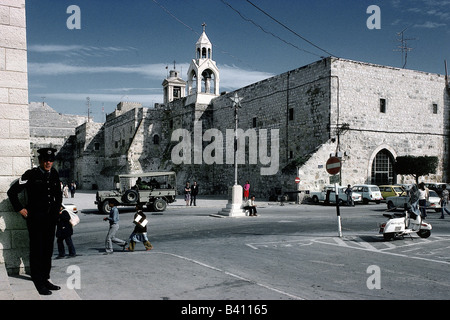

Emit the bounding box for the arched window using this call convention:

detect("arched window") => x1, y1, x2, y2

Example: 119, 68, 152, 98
371, 149, 396, 185
153, 134, 160, 145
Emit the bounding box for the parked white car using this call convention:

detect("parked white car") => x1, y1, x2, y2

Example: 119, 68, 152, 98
386, 189, 441, 212
310, 185, 362, 205
352, 184, 383, 204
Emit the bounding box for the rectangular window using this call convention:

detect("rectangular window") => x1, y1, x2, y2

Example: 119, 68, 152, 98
433, 103, 438, 114
289, 108, 294, 121
380, 99, 386, 113
252, 117, 257, 128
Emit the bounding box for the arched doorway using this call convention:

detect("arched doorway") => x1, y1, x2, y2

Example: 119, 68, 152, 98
371, 149, 396, 185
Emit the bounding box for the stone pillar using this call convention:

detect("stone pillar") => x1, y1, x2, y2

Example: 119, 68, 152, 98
0, 0, 30, 275
218, 185, 246, 217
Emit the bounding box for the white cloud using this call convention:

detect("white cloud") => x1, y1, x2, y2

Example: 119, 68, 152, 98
414, 21, 447, 28
28, 62, 168, 78
28, 62, 274, 90
39, 92, 163, 105
28, 44, 138, 57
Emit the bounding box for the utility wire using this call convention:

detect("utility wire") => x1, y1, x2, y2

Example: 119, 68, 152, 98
220, 0, 322, 58
151, 0, 259, 71
246, 0, 336, 58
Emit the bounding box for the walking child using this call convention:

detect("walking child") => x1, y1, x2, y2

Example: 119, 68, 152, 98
127, 205, 153, 251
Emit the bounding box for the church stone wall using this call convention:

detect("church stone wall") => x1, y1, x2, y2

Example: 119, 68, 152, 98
0, 0, 29, 275
330, 58, 448, 187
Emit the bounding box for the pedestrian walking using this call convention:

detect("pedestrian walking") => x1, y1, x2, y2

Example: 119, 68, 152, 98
56, 207, 76, 258
103, 199, 127, 254
190, 181, 199, 206
440, 184, 450, 219
7, 147, 63, 295
126, 205, 153, 251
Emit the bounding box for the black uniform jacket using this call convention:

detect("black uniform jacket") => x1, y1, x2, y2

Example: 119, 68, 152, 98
7, 167, 63, 221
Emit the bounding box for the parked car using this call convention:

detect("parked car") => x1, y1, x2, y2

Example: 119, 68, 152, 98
95, 171, 177, 214
352, 184, 383, 204
424, 183, 450, 197
310, 185, 362, 205
379, 185, 404, 199
386, 189, 441, 212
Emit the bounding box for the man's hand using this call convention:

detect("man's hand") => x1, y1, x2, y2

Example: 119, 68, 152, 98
19, 208, 28, 218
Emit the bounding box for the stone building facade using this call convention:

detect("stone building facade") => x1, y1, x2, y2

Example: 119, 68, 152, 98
74, 29, 450, 200
0, 0, 30, 276
29, 101, 88, 183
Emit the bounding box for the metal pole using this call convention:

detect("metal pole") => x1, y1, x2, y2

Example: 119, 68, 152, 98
335, 182, 342, 237
230, 93, 242, 186
234, 104, 238, 185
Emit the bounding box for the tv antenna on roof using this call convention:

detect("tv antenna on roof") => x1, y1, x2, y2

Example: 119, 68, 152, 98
394, 27, 416, 69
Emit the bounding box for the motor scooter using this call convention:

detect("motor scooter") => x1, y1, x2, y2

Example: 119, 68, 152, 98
379, 185, 432, 241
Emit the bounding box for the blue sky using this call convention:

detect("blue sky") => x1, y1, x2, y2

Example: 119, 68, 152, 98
26, 0, 450, 122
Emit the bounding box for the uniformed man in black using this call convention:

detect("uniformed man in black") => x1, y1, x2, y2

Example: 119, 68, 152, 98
7, 148, 63, 295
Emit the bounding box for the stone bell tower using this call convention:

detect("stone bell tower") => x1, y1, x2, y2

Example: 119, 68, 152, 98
162, 61, 186, 105
186, 23, 220, 105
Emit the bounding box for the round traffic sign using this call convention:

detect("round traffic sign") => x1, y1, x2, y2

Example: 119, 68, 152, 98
326, 157, 341, 175
295, 177, 301, 184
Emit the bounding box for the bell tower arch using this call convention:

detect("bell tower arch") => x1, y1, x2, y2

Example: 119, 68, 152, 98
187, 23, 220, 102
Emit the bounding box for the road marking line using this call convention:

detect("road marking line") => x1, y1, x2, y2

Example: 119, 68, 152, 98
155, 252, 305, 300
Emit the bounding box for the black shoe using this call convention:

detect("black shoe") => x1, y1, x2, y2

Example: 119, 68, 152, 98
37, 287, 52, 295
45, 281, 61, 291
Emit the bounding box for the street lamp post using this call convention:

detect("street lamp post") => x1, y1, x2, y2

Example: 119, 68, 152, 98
217, 93, 246, 217
230, 92, 243, 185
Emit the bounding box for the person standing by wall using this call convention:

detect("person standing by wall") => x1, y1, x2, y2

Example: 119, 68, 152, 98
7, 148, 63, 295
243, 181, 250, 201
418, 182, 429, 218
190, 181, 199, 206
184, 182, 191, 206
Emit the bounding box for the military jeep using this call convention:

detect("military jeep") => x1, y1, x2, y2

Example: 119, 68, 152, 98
95, 172, 177, 214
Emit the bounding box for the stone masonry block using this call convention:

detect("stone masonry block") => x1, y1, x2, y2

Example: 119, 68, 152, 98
0, 230, 11, 249
9, 119, 29, 139
0, 139, 29, 157
0, 48, 4, 71
0, 151, 13, 176
0, 70, 27, 89
0, 103, 29, 120
6, 49, 27, 72
0, 1, 25, 8
11, 229, 28, 249
0, 25, 26, 49
0, 88, 7, 103
8, 88, 28, 104
0, 5, 8, 25
12, 155, 30, 176
9, 6, 26, 28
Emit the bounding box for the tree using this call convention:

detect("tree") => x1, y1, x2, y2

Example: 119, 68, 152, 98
394, 156, 438, 184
